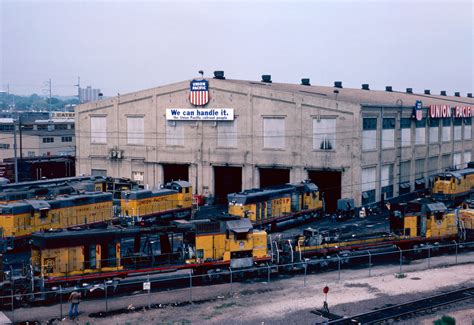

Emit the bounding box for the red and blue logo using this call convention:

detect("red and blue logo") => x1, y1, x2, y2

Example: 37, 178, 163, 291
189, 80, 209, 106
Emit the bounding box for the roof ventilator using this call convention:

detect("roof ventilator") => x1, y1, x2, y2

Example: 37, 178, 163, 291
261, 75, 272, 83
301, 78, 311, 86
406, 88, 413, 94
440, 90, 447, 96
361, 84, 370, 90
213, 71, 225, 80
454, 92, 460, 97
424, 89, 431, 95
468, 93, 473, 98
385, 86, 392, 92
334, 81, 343, 88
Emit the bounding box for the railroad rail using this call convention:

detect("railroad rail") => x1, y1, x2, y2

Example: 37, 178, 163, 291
325, 286, 474, 324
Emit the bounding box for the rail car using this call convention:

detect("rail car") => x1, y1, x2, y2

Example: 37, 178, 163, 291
119, 180, 194, 222
228, 180, 323, 228
0, 191, 113, 252
432, 167, 474, 206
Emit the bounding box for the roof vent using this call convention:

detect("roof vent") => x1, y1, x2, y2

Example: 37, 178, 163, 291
361, 84, 370, 90
468, 93, 473, 98
440, 90, 447, 96
454, 92, 460, 97
385, 86, 393, 92
424, 89, 431, 95
334, 81, 343, 88
213, 71, 225, 80
301, 78, 311, 86
406, 88, 413, 94
261, 75, 272, 83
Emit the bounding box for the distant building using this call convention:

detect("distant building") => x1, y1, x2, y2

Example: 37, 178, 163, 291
79, 86, 101, 103
0, 112, 75, 161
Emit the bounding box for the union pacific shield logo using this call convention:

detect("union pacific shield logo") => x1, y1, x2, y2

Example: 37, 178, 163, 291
189, 80, 209, 106
412, 100, 423, 121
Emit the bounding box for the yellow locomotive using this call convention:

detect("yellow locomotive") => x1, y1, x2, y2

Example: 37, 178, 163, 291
30, 218, 269, 279
228, 180, 323, 227
432, 168, 474, 205
120, 181, 193, 221
0, 191, 113, 251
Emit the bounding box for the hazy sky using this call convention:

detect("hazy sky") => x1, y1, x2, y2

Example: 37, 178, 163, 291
1, 0, 473, 97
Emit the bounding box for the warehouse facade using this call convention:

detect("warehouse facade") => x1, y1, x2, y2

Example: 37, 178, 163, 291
75, 74, 473, 210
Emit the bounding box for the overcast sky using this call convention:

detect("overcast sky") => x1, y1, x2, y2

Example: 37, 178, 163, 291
1, 0, 472, 97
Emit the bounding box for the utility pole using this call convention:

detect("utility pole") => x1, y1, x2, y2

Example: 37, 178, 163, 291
19, 115, 23, 160
48, 78, 52, 110
75, 77, 81, 103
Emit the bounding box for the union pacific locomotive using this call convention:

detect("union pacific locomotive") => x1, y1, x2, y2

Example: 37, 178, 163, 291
228, 180, 324, 228
432, 167, 474, 206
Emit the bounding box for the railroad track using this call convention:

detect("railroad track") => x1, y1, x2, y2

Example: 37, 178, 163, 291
325, 286, 474, 324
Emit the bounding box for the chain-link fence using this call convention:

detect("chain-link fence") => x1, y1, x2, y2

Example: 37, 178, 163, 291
1, 241, 473, 323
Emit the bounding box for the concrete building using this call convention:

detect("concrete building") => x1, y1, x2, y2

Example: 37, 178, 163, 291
75, 73, 473, 211
79, 86, 101, 103
0, 112, 75, 161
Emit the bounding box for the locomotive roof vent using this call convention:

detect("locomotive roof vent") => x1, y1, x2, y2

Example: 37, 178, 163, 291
261, 75, 272, 83
468, 93, 473, 98
440, 90, 447, 96
213, 71, 225, 80
454, 92, 460, 97
385, 86, 392, 92
406, 88, 413, 94
334, 81, 343, 88
301, 78, 311, 86
424, 89, 431, 95
361, 84, 370, 90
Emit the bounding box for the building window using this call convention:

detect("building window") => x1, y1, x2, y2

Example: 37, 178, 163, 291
166, 121, 184, 146
415, 159, 425, 180
42, 137, 54, 143
90, 116, 107, 144
27, 151, 35, 157
217, 120, 238, 148
263, 117, 285, 149
61, 136, 72, 142
464, 118, 472, 140
381, 164, 394, 199
313, 117, 336, 150
0, 124, 14, 131
362, 118, 377, 151
91, 169, 107, 177
361, 167, 376, 205
442, 119, 451, 142
132, 171, 144, 184
37, 124, 48, 130
442, 154, 451, 170
453, 152, 462, 169
428, 156, 438, 176
464, 151, 472, 167
428, 119, 439, 143
382, 118, 395, 149
0, 143, 10, 149
399, 161, 411, 194
55, 124, 68, 130
415, 119, 426, 145
400, 118, 411, 147
127, 116, 145, 145
453, 119, 462, 141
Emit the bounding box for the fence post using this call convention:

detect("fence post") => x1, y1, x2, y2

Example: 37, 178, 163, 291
147, 274, 151, 309
428, 246, 431, 269
189, 272, 193, 302
304, 261, 307, 287
10, 285, 14, 324
453, 240, 458, 264
229, 268, 233, 295
59, 285, 63, 320
398, 247, 403, 274
337, 255, 341, 281
267, 264, 271, 283
104, 280, 108, 314
367, 251, 372, 277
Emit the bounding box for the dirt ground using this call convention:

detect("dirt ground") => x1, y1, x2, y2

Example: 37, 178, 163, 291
49, 261, 474, 325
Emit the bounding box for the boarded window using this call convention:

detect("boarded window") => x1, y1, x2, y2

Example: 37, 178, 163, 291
453, 153, 462, 169
415, 159, 425, 179
91, 169, 107, 176
442, 119, 451, 142
362, 118, 377, 151
91, 116, 107, 144
429, 119, 439, 143
217, 120, 237, 147
263, 117, 285, 149
442, 154, 451, 169
464, 119, 472, 140
382, 118, 395, 149
428, 156, 438, 175
166, 121, 184, 146
415, 119, 426, 145
464, 151, 472, 167
381, 164, 394, 199
454, 119, 462, 141
313, 117, 336, 150
400, 118, 411, 147
361, 167, 376, 192
127, 116, 145, 145
400, 161, 411, 183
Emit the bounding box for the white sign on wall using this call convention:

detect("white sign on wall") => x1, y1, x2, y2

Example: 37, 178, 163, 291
166, 108, 234, 121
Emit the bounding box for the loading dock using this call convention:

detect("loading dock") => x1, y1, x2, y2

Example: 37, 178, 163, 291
307, 170, 341, 213
213, 166, 242, 204
259, 167, 290, 188
162, 164, 189, 183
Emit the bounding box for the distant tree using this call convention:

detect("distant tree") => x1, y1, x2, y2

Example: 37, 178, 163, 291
433, 315, 456, 325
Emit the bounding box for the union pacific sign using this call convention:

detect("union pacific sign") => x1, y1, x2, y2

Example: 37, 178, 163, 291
429, 105, 473, 118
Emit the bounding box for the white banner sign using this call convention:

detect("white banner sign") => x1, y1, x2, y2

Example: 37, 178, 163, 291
166, 108, 234, 121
